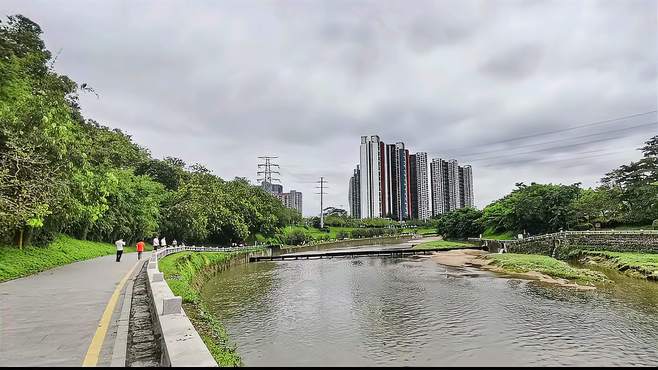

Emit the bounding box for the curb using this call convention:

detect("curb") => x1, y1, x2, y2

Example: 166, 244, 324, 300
110, 259, 146, 367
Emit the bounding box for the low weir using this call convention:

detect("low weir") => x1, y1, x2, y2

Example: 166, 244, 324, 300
249, 246, 486, 262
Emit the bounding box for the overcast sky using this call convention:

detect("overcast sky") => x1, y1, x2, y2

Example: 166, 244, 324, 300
2, 0, 656, 216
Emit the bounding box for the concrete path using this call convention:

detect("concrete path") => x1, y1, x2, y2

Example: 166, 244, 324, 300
0, 252, 146, 366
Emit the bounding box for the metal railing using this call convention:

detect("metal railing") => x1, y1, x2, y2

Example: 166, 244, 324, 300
153, 245, 260, 261
475, 229, 658, 243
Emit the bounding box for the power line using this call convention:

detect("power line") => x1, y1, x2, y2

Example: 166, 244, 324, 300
439, 110, 657, 155
467, 129, 655, 163
458, 120, 657, 159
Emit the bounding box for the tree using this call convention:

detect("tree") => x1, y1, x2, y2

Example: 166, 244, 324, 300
481, 183, 581, 235
601, 135, 658, 225
436, 208, 484, 239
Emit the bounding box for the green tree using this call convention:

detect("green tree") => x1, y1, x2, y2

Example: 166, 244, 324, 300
436, 208, 484, 239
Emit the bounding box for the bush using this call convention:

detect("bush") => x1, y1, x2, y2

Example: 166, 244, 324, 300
336, 231, 350, 240
653, 220, 658, 230
284, 230, 308, 245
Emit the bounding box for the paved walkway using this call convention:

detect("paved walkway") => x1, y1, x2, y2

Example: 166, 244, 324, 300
0, 252, 146, 366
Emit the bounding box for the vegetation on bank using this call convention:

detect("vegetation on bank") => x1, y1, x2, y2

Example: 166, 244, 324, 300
158, 250, 261, 366
580, 251, 658, 280
486, 253, 607, 285
431, 136, 657, 240
413, 240, 474, 250
0, 235, 150, 282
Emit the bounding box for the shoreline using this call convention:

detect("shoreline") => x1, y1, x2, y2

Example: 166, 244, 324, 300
429, 249, 598, 290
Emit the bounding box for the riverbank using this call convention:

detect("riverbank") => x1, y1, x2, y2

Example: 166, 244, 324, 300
157, 249, 262, 366
430, 249, 605, 290
412, 239, 475, 250
579, 250, 658, 280
0, 235, 152, 282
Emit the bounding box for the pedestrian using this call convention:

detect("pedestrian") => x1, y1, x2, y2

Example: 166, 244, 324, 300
160, 236, 167, 248
115, 238, 126, 262
172, 239, 178, 247
152, 236, 160, 251
136, 239, 145, 260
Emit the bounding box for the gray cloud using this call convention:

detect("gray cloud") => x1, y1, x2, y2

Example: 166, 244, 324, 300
1, 0, 656, 215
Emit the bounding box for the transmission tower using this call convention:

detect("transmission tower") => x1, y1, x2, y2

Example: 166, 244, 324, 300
257, 156, 280, 193
315, 177, 328, 228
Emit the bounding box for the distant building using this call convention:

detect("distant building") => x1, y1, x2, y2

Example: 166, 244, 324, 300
348, 165, 361, 218
410, 152, 430, 220
357, 135, 474, 220
359, 135, 384, 218
261, 181, 283, 194
280, 190, 303, 215
430, 158, 474, 216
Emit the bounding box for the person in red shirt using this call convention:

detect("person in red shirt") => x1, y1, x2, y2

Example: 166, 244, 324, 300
136, 240, 145, 260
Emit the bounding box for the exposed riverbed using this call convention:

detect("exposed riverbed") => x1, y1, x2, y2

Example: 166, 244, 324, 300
200, 244, 658, 366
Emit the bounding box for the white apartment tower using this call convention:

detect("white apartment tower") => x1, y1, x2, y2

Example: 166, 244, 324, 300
359, 135, 383, 219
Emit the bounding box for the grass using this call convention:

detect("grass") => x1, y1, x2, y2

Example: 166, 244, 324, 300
580, 250, 658, 280
402, 227, 437, 235
413, 240, 475, 250
158, 249, 262, 366
0, 235, 152, 282
487, 253, 606, 284
482, 228, 517, 240
281, 225, 357, 240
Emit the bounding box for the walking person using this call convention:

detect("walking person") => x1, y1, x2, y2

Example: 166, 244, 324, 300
136, 239, 145, 260
152, 236, 160, 251
160, 236, 167, 249
115, 238, 126, 262
172, 239, 177, 247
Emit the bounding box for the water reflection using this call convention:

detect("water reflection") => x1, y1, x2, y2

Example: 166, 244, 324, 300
201, 254, 658, 366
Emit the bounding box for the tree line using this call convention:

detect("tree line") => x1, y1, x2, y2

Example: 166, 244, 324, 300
435, 135, 658, 239
0, 15, 299, 248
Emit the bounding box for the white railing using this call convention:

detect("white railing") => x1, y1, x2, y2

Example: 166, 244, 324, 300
147, 245, 265, 367
477, 229, 658, 243
153, 245, 260, 261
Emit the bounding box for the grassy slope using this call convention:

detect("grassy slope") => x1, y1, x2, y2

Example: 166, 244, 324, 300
482, 228, 517, 240
0, 235, 151, 282
487, 253, 606, 284
581, 250, 658, 279
158, 250, 261, 366
413, 240, 474, 250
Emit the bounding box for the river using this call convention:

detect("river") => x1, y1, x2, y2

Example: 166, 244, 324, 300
200, 243, 658, 366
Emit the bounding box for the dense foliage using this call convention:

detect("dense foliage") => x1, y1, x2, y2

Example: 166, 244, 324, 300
434, 135, 657, 239
435, 208, 484, 239
0, 15, 294, 247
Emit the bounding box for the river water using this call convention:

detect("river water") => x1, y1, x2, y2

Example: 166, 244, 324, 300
201, 245, 658, 366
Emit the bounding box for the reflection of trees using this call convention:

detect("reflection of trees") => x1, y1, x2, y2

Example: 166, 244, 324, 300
201, 261, 278, 321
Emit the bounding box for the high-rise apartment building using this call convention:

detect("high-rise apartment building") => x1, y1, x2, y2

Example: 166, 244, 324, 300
430, 158, 474, 216
358, 135, 474, 220
460, 165, 474, 208
359, 135, 384, 218
280, 190, 303, 215
410, 152, 430, 220
348, 165, 361, 218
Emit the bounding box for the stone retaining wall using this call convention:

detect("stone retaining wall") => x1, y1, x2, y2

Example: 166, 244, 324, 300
479, 231, 658, 259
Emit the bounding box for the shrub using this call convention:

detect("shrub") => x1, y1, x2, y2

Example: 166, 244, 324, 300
284, 230, 308, 245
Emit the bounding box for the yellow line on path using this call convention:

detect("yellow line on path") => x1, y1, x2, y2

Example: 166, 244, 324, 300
82, 261, 139, 367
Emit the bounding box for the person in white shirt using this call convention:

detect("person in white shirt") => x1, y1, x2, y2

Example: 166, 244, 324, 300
153, 236, 160, 251
160, 237, 167, 248
172, 239, 177, 247
115, 239, 126, 262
